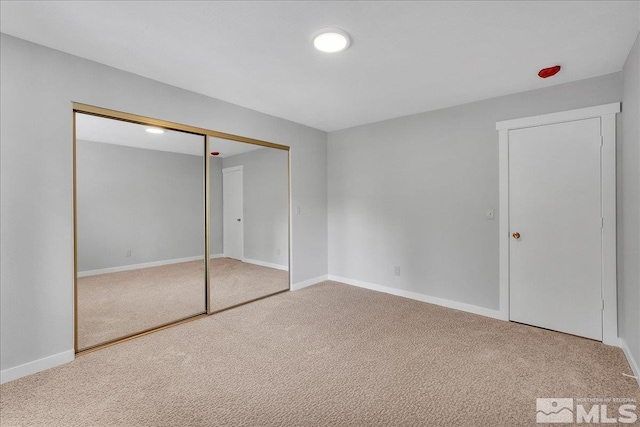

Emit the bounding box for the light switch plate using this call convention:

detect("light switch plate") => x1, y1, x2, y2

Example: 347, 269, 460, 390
487, 209, 495, 220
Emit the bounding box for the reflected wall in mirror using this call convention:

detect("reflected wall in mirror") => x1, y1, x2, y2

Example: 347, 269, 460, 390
75, 113, 207, 351
209, 137, 289, 312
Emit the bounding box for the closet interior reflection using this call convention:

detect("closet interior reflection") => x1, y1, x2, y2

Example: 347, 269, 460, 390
74, 107, 290, 353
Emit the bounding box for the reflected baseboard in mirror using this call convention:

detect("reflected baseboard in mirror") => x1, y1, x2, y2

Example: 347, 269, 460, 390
74, 111, 208, 352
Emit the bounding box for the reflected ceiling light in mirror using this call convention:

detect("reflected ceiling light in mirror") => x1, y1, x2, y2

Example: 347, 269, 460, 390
145, 127, 164, 134
313, 28, 351, 53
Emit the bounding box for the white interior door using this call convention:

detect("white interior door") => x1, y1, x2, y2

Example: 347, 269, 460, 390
509, 118, 602, 340
223, 167, 243, 260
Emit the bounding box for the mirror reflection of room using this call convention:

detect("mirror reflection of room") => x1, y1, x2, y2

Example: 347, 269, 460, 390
75, 113, 207, 351
209, 137, 289, 312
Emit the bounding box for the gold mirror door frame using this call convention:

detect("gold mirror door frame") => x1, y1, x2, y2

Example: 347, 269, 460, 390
73, 103, 289, 355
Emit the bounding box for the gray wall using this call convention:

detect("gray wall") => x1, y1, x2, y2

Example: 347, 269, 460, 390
619, 33, 640, 376
222, 148, 289, 267
328, 73, 622, 311
0, 34, 328, 372
76, 140, 204, 272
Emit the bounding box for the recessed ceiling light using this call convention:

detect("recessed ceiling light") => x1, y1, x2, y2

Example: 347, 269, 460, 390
146, 127, 164, 134
313, 28, 351, 53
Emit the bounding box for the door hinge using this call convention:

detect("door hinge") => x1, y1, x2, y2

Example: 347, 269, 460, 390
601, 217, 604, 229
600, 136, 604, 147
602, 299, 605, 311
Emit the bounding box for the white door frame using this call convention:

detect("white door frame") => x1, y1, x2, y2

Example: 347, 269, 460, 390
222, 165, 244, 260
496, 102, 620, 345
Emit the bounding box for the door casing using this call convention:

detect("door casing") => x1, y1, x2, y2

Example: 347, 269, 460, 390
496, 102, 619, 345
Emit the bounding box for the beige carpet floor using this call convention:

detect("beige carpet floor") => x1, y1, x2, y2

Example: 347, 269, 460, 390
78, 258, 288, 349
3, 282, 638, 426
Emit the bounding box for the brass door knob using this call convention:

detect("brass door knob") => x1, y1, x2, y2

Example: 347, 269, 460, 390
512, 232, 520, 239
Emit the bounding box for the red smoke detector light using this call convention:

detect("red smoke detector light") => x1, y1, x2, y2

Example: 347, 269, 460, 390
210, 152, 220, 156
538, 65, 561, 79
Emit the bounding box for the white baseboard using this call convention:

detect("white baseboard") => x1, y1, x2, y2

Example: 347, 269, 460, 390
243, 258, 289, 272
79, 254, 283, 277
78, 255, 204, 277
291, 275, 329, 291
327, 275, 504, 321
619, 338, 640, 388
1, 350, 74, 384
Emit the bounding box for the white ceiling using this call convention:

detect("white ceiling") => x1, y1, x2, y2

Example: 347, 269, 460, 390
2, 1, 639, 132
76, 113, 263, 158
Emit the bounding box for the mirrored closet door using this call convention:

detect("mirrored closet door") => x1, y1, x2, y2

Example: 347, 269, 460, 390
208, 137, 290, 312
75, 113, 207, 351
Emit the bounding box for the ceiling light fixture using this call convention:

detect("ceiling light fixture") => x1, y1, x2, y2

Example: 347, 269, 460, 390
313, 28, 351, 53
145, 127, 164, 134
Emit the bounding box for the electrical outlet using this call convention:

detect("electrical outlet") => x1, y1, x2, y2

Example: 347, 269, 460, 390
276, 248, 281, 256
126, 249, 131, 257
296, 206, 301, 215
394, 266, 401, 276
